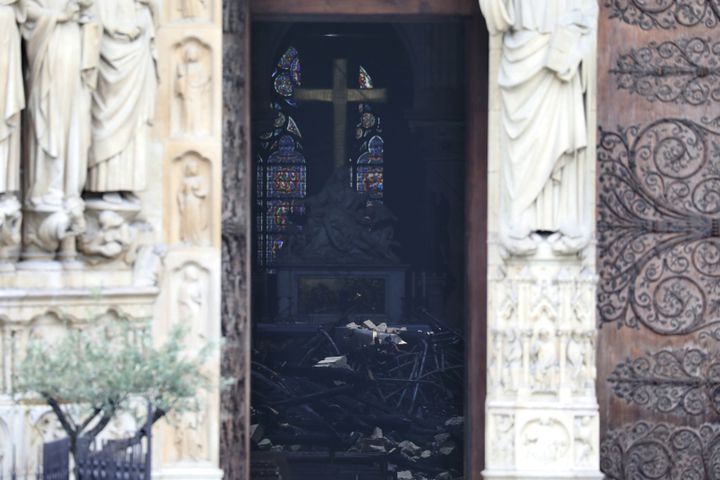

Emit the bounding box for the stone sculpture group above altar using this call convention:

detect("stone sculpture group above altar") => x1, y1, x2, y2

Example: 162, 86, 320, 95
0, 0, 159, 267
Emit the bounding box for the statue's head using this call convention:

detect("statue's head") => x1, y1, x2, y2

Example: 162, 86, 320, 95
185, 44, 200, 63
184, 158, 200, 176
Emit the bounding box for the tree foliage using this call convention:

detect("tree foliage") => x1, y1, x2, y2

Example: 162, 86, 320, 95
15, 320, 212, 451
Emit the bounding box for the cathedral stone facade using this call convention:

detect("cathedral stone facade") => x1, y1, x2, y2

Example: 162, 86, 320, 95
4, 1, 712, 479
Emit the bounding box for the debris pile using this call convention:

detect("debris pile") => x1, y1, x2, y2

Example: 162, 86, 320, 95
251, 314, 464, 480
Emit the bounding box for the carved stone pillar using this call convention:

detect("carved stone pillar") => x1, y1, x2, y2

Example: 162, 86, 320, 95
483, 19, 603, 478
152, 0, 223, 478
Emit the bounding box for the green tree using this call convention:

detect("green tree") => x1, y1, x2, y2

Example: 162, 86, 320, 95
15, 320, 213, 471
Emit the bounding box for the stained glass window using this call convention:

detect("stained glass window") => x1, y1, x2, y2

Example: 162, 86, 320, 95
257, 47, 306, 266
353, 66, 384, 204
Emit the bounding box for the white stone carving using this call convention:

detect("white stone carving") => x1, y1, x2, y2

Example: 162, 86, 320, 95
491, 414, 515, 467
0, 1, 24, 221
178, 0, 206, 19
173, 39, 212, 137
485, 249, 602, 479
0, 195, 21, 265
177, 157, 210, 246
133, 244, 167, 287
479, 0, 598, 255
574, 416, 594, 467
178, 263, 204, 327
520, 417, 570, 464
20, 0, 97, 209
88, 0, 158, 197
22, 198, 86, 262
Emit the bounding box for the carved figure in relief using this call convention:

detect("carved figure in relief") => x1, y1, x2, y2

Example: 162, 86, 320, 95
132, 243, 166, 286
574, 416, 593, 466
25, 198, 86, 253
177, 158, 210, 246
566, 333, 586, 392
88, 0, 158, 200
178, 0, 205, 19
0, 0, 24, 201
479, 0, 598, 255
172, 402, 207, 462
178, 264, 203, 327
20, 0, 97, 208
175, 44, 211, 136
493, 414, 514, 466
521, 418, 570, 462
531, 328, 558, 392
501, 331, 522, 392
79, 210, 136, 260
0, 196, 21, 260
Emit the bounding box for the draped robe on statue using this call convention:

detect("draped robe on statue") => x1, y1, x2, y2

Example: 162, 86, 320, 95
0, 1, 25, 194
88, 0, 157, 194
479, 0, 597, 253
21, 0, 91, 207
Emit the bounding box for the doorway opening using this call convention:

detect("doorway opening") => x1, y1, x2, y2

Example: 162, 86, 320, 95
249, 20, 472, 480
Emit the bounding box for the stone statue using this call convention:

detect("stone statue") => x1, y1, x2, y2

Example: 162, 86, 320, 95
20, 0, 96, 208
0, 1, 24, 263
0, 0, 24, 198
175, 44, 211, 136
178, 0, 205, 19
177, 158, 209, 246
88, 0, 158, 201
283, 168, 399, 264
479, 0, 598, 255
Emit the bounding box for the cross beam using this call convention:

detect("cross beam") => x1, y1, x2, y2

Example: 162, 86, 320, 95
295, 59, 388, 167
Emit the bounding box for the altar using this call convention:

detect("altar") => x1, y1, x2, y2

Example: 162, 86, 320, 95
275, 263, 407, 324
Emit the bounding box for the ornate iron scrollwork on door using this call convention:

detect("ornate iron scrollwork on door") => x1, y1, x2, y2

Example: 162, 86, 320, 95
598, 119, 720, 335
611, 37, 720, 105
601, 422, 720, 480
605, 0, 720, 30
608, 347, 720, 416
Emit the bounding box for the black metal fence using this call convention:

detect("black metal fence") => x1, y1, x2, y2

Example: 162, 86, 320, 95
2, 409, 152, 480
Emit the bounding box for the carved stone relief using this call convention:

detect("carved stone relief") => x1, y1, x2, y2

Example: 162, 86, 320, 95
167, 0, 212, 23
170, 151, 213, 247
173, 39, 213, 138
520, 418, 571, 465
491, 414, 515, 468
574, 416, 595, 467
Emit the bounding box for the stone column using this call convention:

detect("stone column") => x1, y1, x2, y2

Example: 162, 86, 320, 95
482, 25, 603, 480
152, 0, 223, 478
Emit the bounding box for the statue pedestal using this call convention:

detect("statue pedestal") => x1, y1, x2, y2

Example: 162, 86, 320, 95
484, 241, 602, 480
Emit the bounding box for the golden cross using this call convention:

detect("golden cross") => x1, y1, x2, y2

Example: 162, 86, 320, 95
295, 59, 388, 167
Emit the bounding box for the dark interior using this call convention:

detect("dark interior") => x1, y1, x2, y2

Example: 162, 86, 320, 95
250, 20, 469, 480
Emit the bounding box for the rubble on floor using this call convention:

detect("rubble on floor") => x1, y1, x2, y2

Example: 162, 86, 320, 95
251, 310, 465, 480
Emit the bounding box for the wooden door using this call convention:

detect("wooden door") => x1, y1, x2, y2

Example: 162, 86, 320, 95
596, 2, 720, 478
220, 1, 487, 479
